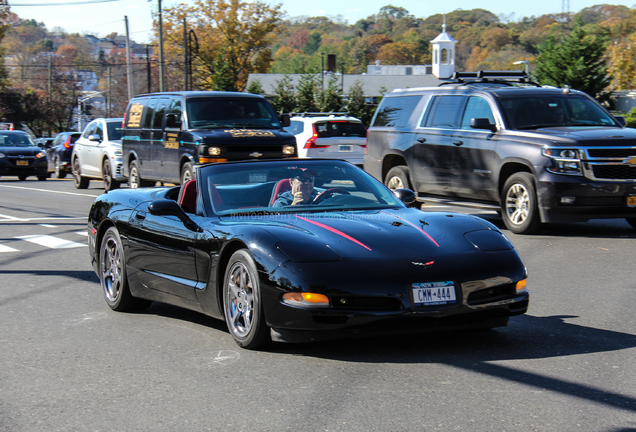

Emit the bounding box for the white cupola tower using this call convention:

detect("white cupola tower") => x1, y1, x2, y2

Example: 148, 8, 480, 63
430, 17, 457, 79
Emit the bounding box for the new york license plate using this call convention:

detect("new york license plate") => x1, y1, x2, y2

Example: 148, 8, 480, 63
628, 195, 636, 208
16, 160, 28, 166
412, 281, 456, 306
338, 145, 352, 152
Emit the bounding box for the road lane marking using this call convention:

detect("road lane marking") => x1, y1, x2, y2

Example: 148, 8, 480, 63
0, 184, 98, 198
0, 215, 87, 222
38, 224, 57, 228
0, 244, 18, 253
15, 235, 87, 249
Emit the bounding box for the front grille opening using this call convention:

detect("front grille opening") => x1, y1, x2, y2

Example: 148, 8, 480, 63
331, 295, 403, 311
467, 283, 516, 306
592, 165, 636, 180
588, 148, 636, 158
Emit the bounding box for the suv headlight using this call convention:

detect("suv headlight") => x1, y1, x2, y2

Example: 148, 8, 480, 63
542, 147, 583, 175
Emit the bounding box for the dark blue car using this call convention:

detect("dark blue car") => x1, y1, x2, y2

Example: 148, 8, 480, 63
46, 131, 81, 178
0, 130, 49, 181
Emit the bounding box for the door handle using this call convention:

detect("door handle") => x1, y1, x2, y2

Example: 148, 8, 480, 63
453, 140, 464, 146
417, 138, 426, 143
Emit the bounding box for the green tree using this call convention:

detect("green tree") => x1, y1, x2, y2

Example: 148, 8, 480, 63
345, 79, 375, 126
534, 16, 611, 102
271, 75, 297, 114
320, 74, 344, 112
246, 79, 264, 95
296, 74, 319, 112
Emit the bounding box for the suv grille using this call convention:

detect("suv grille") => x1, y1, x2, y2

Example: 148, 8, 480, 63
591, 164, 636, 180
583, 147, 636, 181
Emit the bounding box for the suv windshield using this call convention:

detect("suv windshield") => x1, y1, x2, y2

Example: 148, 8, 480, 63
0, 133, 35, 147
500, 94, 618, 129
186, 97, 281, 129
107, 122, 123, 140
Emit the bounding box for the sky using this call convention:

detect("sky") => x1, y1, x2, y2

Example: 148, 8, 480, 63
8, 0, 636, 44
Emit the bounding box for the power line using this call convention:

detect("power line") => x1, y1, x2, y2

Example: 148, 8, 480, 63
9, 0, 120, 6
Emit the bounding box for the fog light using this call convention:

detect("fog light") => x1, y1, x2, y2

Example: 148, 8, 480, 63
283, 145, 296, 155
208, 147, 222, 156
282, 292, 329, 308
560, 196, 576, 204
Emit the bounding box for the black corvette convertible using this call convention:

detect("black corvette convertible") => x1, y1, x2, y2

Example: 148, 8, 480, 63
88, 159, 529, 349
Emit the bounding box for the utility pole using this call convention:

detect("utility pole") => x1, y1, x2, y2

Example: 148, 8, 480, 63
158, 0, 165, 92
183, 18, 188, 91
125, 16, 134, 101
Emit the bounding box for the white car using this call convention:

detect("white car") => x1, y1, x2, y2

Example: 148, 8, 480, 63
285, 113, 367, 166
71, 118, 126, 191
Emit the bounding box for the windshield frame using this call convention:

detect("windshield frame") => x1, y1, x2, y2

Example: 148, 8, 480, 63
197, 159, 405, 217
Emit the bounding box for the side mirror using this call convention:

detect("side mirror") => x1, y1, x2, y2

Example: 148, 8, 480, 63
393, 188, 416, 205
470, 118, 497, 132
148, 199, 201, 232
614, 115, 626, 127
88, 134, 102, 142
279, 113, 291, 127
165, 113, 182, 128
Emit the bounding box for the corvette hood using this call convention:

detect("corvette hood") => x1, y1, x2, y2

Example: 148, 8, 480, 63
228, 208, 513, 262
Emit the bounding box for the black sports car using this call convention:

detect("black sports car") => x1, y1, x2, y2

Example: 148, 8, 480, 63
87, 159, 529, 349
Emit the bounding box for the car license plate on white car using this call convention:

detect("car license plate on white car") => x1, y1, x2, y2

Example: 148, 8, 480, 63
412, 281, 456, 306
338, 145, 352, 152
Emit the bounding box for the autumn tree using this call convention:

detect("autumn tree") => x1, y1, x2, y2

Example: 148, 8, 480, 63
534, 16, 611, 101
162, 0, 283, 92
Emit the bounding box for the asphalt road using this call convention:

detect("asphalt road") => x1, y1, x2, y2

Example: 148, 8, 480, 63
1, 176, 636, 432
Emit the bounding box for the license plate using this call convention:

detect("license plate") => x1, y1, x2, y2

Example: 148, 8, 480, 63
16, 160, 28, 166
338, 145, 352, 152
628, 195, 636, 208
412, 281, 456, 306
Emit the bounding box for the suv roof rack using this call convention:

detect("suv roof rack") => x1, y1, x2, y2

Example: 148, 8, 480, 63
440, 70, 541, 87
290, 112, 350, 117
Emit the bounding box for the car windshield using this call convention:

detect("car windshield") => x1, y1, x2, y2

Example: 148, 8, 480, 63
186, 97, 281, 129
500, 94, 618, 129
107, 122, 123, 140
0, 133, 35, 147
198, 160, 404, 216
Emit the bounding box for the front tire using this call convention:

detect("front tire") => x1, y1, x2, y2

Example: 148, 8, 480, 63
384, 165, 411, 191
102, 159, 120, 191
181, 162, 194, 185
128, 160, 153, 188
72, 158, 90, 189
223, 249, 270, 349
501, 172, 541, 234
100, 227, 151, 312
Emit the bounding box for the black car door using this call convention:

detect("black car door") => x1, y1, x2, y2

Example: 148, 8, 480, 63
449, 95, 500, 201
125, 201, 200, 302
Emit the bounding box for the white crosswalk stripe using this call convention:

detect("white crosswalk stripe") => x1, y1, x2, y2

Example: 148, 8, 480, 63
15, 235, 87, 249
0, 244, 19, 253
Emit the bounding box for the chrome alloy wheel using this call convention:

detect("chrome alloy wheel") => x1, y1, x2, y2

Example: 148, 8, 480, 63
504, 182, 530, 226
101, 235, 123, 303
386, 175, 404, 191
226, 261, 255, 338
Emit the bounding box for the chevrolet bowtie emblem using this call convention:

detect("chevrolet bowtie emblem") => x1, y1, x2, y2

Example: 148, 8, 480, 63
250, 152, 263, 158
625, 156, 636, 166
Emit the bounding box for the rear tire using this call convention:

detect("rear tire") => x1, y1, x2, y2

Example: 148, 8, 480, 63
102, 159, 120, 191
384, 166, 411, 191
501, 172, 541, 234
55, 156, 66, 179
72, 158, 90, 189
181, 162, 194, 185
100, 227, 151, 312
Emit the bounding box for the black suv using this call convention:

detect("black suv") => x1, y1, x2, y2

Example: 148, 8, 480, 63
364, 71, 636, 234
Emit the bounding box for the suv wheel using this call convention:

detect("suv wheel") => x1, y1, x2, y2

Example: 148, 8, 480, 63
384, 166, 410, 191
501, 173, 541, 234
54, 156, 66, 179
102, 159, 120, 191
73, 158, 90, 189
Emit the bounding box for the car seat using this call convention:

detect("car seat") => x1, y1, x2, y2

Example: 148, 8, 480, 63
270, 178, 292, 205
